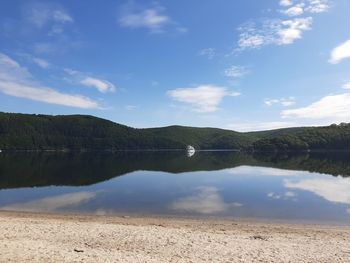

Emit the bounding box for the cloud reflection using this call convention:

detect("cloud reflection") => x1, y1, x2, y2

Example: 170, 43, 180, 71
170, 186, 242, 214
228, 166, 306, 177
267, 191, 297, 201
1, 191, 97, 212
284, 177, 350, 204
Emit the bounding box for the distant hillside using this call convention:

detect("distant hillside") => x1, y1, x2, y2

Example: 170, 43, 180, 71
144, 125, 254, 149
0, 112, 254, 150
252, 123, 350, 151
0, 112, 350, 151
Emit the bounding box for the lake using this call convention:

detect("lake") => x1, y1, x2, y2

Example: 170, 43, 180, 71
1, 151, 350, 224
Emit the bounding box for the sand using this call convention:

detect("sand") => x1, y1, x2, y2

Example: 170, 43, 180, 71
1, 212, 350, 262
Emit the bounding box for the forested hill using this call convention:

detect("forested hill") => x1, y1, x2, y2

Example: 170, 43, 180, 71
251, 123, 350, 151
0, 112, 254, 150
0, 112, 350, 151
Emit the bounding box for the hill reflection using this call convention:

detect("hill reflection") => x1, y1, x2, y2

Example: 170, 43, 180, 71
0, 151, 349, 189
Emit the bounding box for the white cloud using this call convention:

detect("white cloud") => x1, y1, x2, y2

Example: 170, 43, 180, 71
284, 176, 350, 204
52, 10, 74, 23
16, 53, 50, 69
224, 66, 249, 78
33, 42, 57, 54
176, 26, 189, 33
0, 53, 99, 109
80, 77, 115, 93
48, 25, 64, 36
167, 85, 239, 113
282, 100, 294, 106
125, 105, 138, 111
0, 82, 99, 109
227, 121, 299, 132
237, 17, 312, 50
264, 99, 279, 106
0, 191, 96, 212
20, 2, 75, 44
237, 0, 330, 51
169, 186, 242, 214
282, 4, 304, 16
280, 1, 330, 15
24, 2, 73, 28
329, 40, 350, 64
342, 82, 350, 90
32, 57, 50, 69
198, 48, 216, 59
230, 91, 241, 96
278, 17, 312, 44
282, 93, 350, 120
0, 53, 21, 69
265, 97, 296, 107
305, 0, 330, 13
280, 0, 293, 6
64, 68, 79, 75
64, 68, 116, 93
119, 8, 169, 32
238, 34, 265, 49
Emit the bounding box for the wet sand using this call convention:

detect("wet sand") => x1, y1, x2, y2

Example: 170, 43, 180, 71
1, 211, 350, 262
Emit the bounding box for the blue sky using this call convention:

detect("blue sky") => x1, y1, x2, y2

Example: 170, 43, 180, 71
1, 0, 350, 131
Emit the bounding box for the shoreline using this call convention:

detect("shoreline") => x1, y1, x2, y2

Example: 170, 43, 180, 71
2, 149, 350, 153
2, 209, 349, 227
1, 211, 350, 262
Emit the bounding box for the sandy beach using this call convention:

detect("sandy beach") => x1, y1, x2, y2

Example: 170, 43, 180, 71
1, 212, 350, 262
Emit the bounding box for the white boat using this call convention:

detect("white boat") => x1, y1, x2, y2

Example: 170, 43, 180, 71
186, 145, 195, 157
187, 145, 195, 152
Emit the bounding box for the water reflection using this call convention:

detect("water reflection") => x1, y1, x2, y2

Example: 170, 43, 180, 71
1, 151, 350, 223
170, 186, 242, 214
267, 191, 298, 201
227, 166, 306, 177
284, 176, 350, 204
1, 191, 97, 212
187, 150, 195, 158
1, 151, 350, 189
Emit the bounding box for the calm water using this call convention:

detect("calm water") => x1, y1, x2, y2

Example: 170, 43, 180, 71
1, 151, 350, 224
